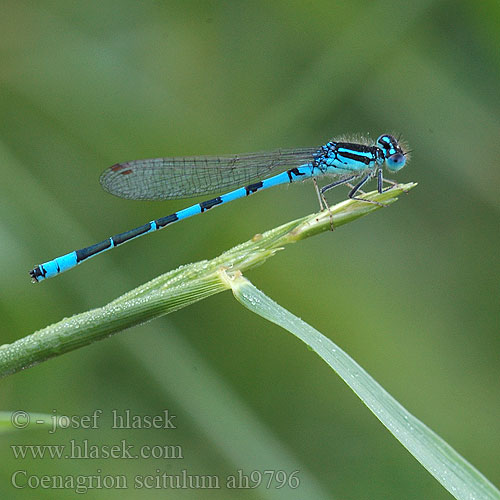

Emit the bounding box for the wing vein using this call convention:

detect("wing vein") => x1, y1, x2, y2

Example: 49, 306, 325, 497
100, 148, 317, 200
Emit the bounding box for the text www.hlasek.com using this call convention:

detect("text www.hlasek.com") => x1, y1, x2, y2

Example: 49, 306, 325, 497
11, 440, 183, 460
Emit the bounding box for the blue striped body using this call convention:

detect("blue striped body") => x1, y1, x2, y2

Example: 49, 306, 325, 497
30, 134, 408, 282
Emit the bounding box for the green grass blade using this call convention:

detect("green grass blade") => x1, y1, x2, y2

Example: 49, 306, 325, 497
0, 184, 415, 378
227, 274, 500, 500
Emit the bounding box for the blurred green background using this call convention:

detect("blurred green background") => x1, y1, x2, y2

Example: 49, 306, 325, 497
1, 0, 499, 498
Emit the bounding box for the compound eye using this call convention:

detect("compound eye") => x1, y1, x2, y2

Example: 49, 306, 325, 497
386, 153, 406, 172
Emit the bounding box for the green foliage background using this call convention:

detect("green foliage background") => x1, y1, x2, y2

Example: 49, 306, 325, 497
1, 0, 499, 498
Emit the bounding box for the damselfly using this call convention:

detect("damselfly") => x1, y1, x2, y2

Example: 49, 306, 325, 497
30, 134, 408, 282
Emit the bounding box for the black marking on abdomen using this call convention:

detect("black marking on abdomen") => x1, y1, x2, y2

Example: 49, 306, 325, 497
200, 196, 223, 212
245, 182, 263, 195
112, 223, 153, 246
156, 213, 179, 228
287, 168, 306, 182
76, 239, 112, 263
30, 266, 46, 281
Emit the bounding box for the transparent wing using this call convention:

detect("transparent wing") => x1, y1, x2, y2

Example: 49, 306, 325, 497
99, 148, 318, 200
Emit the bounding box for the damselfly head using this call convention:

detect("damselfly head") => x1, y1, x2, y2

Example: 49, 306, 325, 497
377, 134, 407, 172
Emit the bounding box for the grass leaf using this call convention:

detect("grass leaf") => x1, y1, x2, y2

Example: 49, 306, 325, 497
227, 274, 500, 500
